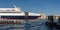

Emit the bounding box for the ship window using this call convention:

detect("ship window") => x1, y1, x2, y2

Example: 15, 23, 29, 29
6, 10, 12, 11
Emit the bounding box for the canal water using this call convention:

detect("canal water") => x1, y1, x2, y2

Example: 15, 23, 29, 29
0, 20, 59, 30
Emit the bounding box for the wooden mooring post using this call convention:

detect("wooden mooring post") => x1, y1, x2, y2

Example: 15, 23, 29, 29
48, 15, 54, 23
45, 15, 56, 26
25, 12, 30, 30
58, 17, 60, 23
25, 12, 28, 21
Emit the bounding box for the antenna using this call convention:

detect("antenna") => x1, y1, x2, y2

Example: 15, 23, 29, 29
13, 5, 17, 8
13, 5, 22, 12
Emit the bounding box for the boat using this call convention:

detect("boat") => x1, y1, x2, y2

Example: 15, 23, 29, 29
0, 5, 40, 20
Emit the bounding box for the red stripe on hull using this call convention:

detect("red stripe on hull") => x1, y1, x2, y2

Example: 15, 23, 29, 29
0, 18, 38, 20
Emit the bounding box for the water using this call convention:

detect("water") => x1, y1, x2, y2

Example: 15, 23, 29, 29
0, 20, 59, 30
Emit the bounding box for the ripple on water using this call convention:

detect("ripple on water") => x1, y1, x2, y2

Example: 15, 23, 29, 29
0, 20, 59, 30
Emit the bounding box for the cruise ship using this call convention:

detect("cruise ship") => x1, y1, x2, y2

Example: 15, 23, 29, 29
0, 6, 40, 20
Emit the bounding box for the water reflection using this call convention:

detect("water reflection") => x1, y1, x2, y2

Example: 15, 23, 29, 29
0, 20, 59, 30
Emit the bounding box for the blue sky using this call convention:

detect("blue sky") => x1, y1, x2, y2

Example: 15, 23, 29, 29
0, 0, 60, 15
